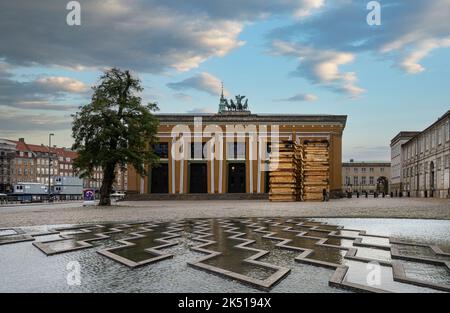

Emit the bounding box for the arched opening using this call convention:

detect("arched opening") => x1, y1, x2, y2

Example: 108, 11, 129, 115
377, 176, 388, 194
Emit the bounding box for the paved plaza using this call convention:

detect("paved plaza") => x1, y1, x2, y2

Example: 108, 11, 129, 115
0, 198, 449, 227
1, 217, 449, 293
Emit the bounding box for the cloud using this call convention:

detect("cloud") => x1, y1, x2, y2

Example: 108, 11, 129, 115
0, 0, 323, 74
269, 0, 450, 75
388, 37, 450, 74
0, 110, 71, 131
167, 72, 228, 96
0, 65, 87, 111
272, 41, 365, 96
278, 93, 318, 102
186, 107, 216, 114
35, 76, 88, 93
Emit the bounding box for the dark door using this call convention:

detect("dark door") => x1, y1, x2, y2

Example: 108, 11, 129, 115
190, 163, 207, 193
151, 163, 168, 193
265, 170, 270, 193
228, 163, 246, 193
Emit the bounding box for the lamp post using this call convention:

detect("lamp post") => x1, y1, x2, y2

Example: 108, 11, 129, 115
48, 133, 54, 198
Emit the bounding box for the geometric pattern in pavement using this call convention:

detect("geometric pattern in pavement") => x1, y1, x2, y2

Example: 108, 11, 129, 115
2, 218, 449, 292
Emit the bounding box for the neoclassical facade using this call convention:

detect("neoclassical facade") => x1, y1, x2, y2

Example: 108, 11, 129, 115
127, 96, 347, 197
342, 160, 391, 193
390, 131, 420, 196
394, 110, 450, 198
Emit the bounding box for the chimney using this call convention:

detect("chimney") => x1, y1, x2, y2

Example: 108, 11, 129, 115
350, 159, 354, 163
19, 138, 25, 143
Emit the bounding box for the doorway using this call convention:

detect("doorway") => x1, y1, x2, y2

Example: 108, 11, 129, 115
189, 163, 207, 193
430, 161, 435, 197
228, 163, 246, 193
150, 163, 168, 193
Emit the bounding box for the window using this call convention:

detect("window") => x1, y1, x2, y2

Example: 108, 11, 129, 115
153, 143, 169, 158
437, 157, 442, 171
353, 176, 358, 185
369, 168, 374, 173
354, 168, 358, 173
191, 142, 206, 160
369, 176, 374, 185
227, 142, 245, 160
345, 176, 350, 185
361, 168, 366, 173
444, 155, 449, 169
380, 168, 384, 172
438, 126, 442, 145
361, 176, 366, 185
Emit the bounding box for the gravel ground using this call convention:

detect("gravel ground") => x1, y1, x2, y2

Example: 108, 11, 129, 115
0, 197, 449, 227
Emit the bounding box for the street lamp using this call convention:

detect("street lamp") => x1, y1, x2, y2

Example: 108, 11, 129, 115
48, 133, 54, 197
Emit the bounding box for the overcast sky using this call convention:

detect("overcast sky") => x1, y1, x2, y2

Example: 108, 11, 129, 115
0, 0, 449, 160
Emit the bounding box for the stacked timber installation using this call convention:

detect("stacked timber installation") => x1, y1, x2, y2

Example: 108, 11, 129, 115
268, 140, 303, 202
302, 140, 330, 201
126, 93, 347, 198
268, 139, 330, 202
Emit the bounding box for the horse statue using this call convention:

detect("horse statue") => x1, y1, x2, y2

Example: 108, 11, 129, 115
242, 99, 248, 110
229, 99, 237, 111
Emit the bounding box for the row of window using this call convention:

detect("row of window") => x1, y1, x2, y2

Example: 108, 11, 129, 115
403, 155, 450, 178
345, 167, 385, 173
345, 176, 376, 186
403, 120, 450, 161
153, 142, 249, 160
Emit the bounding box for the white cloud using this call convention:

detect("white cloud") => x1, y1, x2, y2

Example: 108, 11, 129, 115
293, 0, 325, 17
186, 107, 216, 114
35, 76, 88, 93
383, 37, 450, 74
272, 40, 365, 96
0, 0, 322, 74
167, 72, 229, 96
278, 93, 318, 102
0, 65, 87, 111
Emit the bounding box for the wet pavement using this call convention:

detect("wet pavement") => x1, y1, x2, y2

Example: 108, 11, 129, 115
0, 218, 449, 293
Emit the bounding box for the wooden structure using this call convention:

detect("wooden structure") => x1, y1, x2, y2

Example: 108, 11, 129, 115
302, 140, 330, 201
268, 140, 303, 202
269, 139, 329, 202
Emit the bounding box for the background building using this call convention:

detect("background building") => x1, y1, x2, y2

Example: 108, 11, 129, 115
342, 160, 391, 194
394, 110, 450, 198
127, 95, 347, 198
0, 138, 126, 194
390, 132, 420, 196
0, 139, 16, 193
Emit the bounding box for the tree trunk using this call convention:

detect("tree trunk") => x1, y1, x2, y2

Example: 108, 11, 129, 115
99, 163, 116, 206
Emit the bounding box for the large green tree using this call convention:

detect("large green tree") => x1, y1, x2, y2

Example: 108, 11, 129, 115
72, 68, 159, 206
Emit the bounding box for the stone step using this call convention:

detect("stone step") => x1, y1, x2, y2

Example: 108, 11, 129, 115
125, 193, 269, 201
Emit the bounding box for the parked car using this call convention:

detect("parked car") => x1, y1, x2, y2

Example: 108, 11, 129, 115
110, 192, 126, 201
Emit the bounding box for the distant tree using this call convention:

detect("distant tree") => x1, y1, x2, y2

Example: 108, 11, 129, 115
72, 68, 159, 206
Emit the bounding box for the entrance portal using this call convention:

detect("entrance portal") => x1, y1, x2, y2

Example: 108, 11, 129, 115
189, 163, 207, 193
228, 163, 246, 193
150, 163, 168, 193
